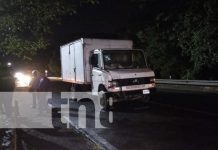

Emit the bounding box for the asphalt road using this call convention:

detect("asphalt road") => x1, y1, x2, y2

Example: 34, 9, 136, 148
61, 88, 218, 150
0, 84, 97, 150
1, 81, 218, 150
16, 129, 97, 150
0, 128, 97, 150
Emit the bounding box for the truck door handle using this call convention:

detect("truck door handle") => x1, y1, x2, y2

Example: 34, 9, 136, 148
98, 74, 102, 76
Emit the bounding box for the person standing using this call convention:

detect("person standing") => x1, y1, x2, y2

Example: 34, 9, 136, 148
37, 73, 51, 114
29, 70, 40, 108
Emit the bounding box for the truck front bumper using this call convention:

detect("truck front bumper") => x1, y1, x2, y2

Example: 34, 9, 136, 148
107, 87, 156, 102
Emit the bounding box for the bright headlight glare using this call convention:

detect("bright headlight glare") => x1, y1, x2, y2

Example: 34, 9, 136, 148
14, 72, 31, 87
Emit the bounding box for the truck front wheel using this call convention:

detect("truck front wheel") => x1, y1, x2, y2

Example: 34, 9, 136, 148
98, 86, 110, 110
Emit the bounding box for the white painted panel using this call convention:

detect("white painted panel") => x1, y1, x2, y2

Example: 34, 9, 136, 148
60, 45, 71, 82
74, 41, 85, 83
69, 44, 75, 81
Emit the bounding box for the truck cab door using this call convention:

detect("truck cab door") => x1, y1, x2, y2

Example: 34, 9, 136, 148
91, 52, 103, 93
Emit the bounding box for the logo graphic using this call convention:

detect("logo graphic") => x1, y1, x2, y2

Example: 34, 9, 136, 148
0, 92, 113, 129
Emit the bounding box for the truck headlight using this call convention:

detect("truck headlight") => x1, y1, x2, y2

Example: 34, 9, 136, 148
108, 81, 118, 87
150, 77, 155, 82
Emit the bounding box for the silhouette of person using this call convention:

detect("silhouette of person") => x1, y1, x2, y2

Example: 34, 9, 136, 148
29, 70, 40, 108
37, 75, 51, 113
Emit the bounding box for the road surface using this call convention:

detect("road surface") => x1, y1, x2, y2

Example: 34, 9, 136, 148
1, 80, 218, 150
63, 88, 218, 150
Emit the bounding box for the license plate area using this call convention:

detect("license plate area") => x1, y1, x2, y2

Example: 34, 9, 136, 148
142, 89, 150, 94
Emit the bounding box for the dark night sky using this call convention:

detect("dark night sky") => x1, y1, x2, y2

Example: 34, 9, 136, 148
51, 0, 183, 45
31, 1, 137, 71
19, 0, 184, 72
53, 1, 135, 43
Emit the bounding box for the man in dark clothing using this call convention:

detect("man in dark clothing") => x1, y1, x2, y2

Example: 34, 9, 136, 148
29, 70, 40, 91
29, 70, 51, 92
37, 75, 51, 113
29, 70, 40, 108
38, 76, 51, 92
29, 70, 51, 112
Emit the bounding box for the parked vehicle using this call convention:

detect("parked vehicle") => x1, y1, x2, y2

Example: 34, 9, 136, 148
60, 38, 155, 108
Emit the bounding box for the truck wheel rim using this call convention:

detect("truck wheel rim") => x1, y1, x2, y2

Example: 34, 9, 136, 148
99, 91, 107, 107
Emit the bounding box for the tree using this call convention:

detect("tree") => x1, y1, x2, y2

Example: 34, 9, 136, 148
48, 51, 61, 76
135, 0, 189, 79
0, 0, 97, 59
135, 0, 218, 79
177, 0, 218, 79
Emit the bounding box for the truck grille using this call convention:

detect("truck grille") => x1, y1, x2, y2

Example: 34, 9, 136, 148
115, 77, 154, 86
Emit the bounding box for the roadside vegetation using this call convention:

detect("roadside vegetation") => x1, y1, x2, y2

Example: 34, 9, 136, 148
0, 0, 218, 80
132, 0, 218, 80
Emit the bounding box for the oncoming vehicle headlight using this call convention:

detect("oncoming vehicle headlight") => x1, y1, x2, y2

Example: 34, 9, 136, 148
14, 72, 31, 87
108, 81, 118, 88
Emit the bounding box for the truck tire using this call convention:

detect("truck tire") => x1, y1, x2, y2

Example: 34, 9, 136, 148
98, 86, 110, 110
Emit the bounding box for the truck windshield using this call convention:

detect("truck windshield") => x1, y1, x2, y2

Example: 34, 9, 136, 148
103, 50, 147, 70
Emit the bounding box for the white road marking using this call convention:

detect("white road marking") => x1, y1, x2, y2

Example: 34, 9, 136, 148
64, 116, 118, 150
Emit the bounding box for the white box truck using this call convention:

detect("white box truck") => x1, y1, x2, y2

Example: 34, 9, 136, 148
60, 38, 155, 108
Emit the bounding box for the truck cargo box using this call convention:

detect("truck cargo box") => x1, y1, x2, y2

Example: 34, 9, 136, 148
60, 38, 133, 84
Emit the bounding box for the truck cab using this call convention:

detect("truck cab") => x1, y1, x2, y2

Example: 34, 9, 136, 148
60, 38, 155, 108
90, 48, 155, 107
